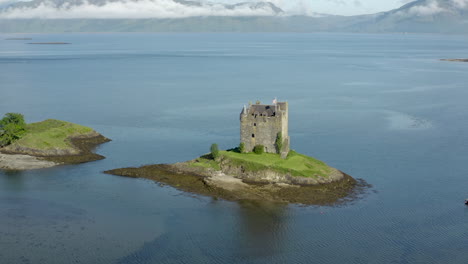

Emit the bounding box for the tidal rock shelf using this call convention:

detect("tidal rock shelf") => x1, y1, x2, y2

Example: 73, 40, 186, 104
105, 153, 370, 206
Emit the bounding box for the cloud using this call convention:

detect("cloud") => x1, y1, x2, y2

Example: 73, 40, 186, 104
326, 0, 346, 5
404, 0, 468, 16
405, 0, 446, 16
452, 0, 468, 7
323, 0, 363, 6
0, 0, 20, 7
0, 0, 283, 19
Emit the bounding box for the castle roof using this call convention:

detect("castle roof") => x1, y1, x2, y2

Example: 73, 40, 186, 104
248, 104, 277, 117
241, 102, 287, 117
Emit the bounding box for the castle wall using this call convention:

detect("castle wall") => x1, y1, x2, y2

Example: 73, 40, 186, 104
240, 102, 290, 155
278, 102, 290, 158
241, 115, 280, 153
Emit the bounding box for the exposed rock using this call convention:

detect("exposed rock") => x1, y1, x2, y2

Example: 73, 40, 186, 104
0, 134, 110, 170
0, 153, 57, 170
218, 158, 344, 185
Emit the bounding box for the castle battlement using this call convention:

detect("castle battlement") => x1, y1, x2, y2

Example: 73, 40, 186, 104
240, 100, 290, 158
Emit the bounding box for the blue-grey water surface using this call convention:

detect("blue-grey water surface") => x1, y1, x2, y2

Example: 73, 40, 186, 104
1, 33, 468, 263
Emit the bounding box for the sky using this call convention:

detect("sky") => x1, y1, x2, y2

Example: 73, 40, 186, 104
0, 0, 451, 19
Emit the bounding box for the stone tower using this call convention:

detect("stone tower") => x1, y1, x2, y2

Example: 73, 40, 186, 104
240, 100, 290, 158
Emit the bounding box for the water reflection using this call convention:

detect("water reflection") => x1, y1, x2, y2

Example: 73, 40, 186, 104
0, 170, 27, 191
236, 200, 289, 259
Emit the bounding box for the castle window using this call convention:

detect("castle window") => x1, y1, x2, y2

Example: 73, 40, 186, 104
254, 123, 256, 126
252, 134, 255, 138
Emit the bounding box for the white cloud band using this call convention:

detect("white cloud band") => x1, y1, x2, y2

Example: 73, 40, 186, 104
407, 0, 468, 16
0, 0, 282, 19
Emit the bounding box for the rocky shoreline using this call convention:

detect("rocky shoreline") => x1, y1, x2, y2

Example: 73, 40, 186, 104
0, 134, 110, 170
0, 153, 57, 170
105, 161, 370, 206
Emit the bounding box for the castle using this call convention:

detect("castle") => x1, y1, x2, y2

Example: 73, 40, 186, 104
240, 100, 290, 158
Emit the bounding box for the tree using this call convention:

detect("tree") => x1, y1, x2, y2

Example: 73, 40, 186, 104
0, 113, 26, 147
239, 142, 245, 153
253, 145, 264, 155
210, 143, 220, 160
275, 132, 283, 154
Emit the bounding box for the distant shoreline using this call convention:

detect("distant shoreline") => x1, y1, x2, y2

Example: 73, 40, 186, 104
440, 59, 468, 62
27, 42, 71, 45
5, 38, 32, 40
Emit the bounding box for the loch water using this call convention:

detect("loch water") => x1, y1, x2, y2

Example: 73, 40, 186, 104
1, 33, 468, 264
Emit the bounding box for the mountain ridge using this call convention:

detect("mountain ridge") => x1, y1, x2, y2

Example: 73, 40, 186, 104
1, 0, 467, 34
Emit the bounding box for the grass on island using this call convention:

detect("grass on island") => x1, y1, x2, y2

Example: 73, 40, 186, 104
190, 156, 222, 171
10, 119, 94, 150
190, 149, 332, 179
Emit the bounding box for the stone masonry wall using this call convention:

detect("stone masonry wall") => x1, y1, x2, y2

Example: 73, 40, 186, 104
240, 102, 290, 154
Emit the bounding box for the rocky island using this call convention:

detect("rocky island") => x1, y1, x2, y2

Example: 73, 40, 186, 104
0, 113, 109, 170
106, 100, 367, 205
105, 150, 366, 205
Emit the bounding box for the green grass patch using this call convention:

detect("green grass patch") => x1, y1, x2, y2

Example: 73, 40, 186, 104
220, 150, 332, 178
189, 157, 221, 171
10, 119, 94, 150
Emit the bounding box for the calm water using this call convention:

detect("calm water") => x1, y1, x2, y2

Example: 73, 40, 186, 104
1, 33, 468, 263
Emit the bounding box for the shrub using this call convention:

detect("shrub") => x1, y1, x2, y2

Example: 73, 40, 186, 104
0, 113, 26, 147
275, 132, 283, 154
253, 145, 264, 155
239, 142, 245, 153
210, 143, 220, 160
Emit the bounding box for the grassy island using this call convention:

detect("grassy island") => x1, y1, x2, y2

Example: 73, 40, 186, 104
11, 119, 95, 152
106, 148, 368, 206
0, 115, 110, 169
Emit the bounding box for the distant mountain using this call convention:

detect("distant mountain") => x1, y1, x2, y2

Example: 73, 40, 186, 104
2, 0, 284, 14
345, 0, 468, 33
0, 0, 467, 33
